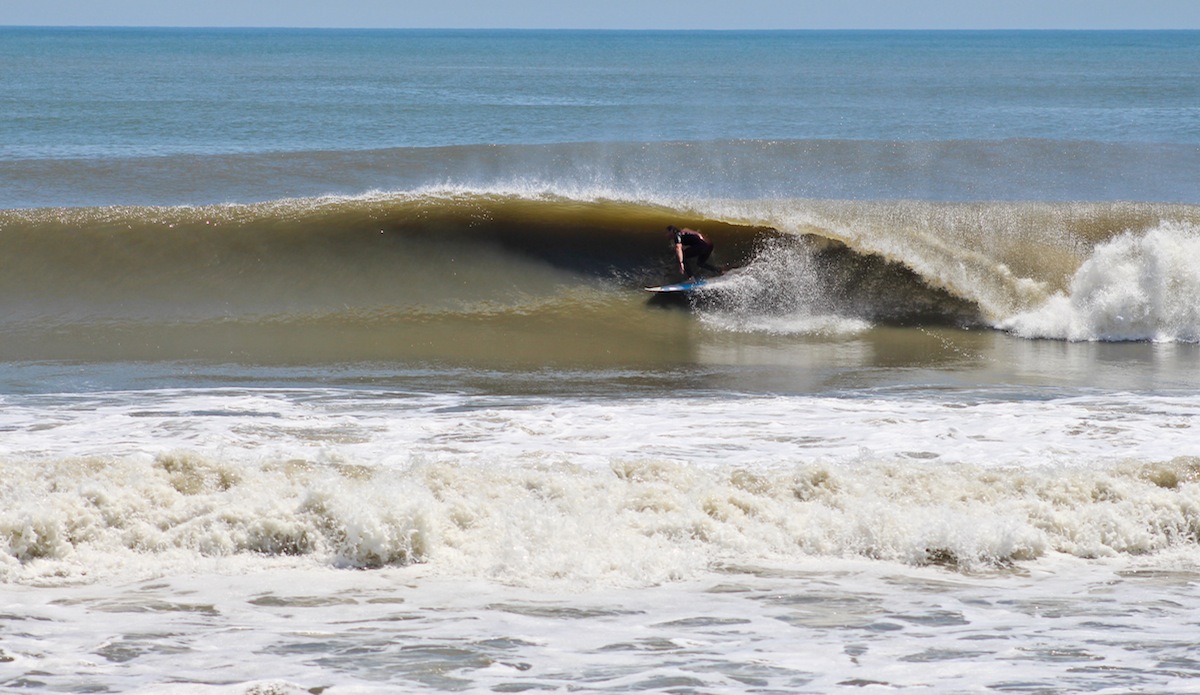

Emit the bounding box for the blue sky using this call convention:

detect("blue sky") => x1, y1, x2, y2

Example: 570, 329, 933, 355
4, 0, 1200, 29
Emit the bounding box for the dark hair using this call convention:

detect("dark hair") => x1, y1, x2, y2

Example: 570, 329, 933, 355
665, 225, 680, 235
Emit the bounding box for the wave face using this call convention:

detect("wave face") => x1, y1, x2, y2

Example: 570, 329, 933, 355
2, 191, 1198, 363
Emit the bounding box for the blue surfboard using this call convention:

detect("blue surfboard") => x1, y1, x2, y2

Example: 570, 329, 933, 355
644, 278, 708, 293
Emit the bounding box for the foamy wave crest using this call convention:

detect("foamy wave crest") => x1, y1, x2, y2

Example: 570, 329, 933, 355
0, 454, 433, 585
1002, 222, 1200, 342
5, 453, 1200, 586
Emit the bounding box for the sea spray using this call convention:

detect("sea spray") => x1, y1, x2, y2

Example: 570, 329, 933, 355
693, 235, 976, 334
1003, 221, 1200, 342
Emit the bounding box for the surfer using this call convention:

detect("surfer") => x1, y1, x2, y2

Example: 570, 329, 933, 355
667, 225, 721, 279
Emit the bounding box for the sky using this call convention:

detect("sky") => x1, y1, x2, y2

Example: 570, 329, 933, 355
3, 0, 1200, 30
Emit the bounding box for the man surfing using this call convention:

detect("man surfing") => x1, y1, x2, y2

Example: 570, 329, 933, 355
667, 225, 722, 280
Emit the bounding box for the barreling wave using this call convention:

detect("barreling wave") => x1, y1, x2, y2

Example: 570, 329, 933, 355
713, 198, 1200, 342
4, 451, 1200, 585
2, 189, 1199, 362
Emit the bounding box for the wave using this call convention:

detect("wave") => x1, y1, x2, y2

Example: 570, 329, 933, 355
2, 190, 1198, 359
7, 139, 1200, 209
715, 198, 1200, 342
4, 451, 1200, 585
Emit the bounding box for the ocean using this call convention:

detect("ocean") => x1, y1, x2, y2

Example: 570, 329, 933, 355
2, 27, 1200, 694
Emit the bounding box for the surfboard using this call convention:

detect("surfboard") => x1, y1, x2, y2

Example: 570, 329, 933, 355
644, 278, 709, 293
644, 267, 744, 294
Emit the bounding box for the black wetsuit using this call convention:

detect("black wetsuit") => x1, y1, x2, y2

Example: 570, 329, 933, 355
672, 229, 717, 273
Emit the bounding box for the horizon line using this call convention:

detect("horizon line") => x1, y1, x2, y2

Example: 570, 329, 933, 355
4, 24, 1199, 32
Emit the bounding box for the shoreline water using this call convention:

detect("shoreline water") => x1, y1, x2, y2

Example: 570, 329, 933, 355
6, 557, 1200, 694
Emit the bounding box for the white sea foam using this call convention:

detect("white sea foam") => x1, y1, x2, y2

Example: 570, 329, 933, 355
1003, 222, 1200, 342
6, 556, 1200, 694
3, 388, 1199, 586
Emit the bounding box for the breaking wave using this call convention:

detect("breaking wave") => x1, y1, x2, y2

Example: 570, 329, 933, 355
2, 190, 1198, 358
4, 451, 1200, 586
1002, 222, 1200, 342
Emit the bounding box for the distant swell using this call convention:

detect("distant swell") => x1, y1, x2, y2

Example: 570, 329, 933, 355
7, 139, 1200, 209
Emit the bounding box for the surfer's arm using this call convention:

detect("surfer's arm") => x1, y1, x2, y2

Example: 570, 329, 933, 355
674, 243, 686, 274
